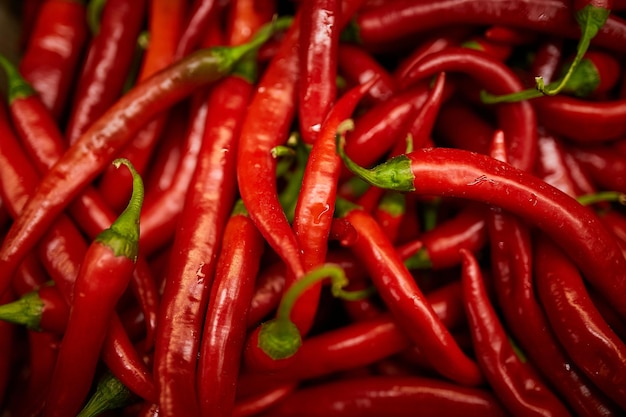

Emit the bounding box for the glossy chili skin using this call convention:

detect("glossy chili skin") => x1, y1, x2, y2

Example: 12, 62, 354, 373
340, 145, 626, 320
0, 27, 281, 296
335, 199, 483, 387
535, 236, 626, 410
155, 71, 254, 417
337, 44, 397, 104
43, 160, 144, 417
569, 143, 626, 193
259, 376, 507, 417
197, 203, 265, 417
353, 0, 626, 52
298, 0, 340, 144
401, 47, 537, 172
460, 249, 572, 417
18, 0, 88, 120
65, 0, 147, 145
175, 0, 221, 59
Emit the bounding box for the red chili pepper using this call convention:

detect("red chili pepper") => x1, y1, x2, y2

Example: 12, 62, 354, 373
291, 80, 375, 335
260, 375, 507, 417
0, 284, 69, 334
483, 25, 538, 45
353, 0, 626, 53
0, 20, 288, 296
434, 99, 495, 154
404, 203, 487, 270
234, 383, 296, 417
42, 158, 144, 417
401, 47, 537, 171
461, 35, 513, 61
535, 235, 626, 410
337, 134, 626, 320
65, 0, 148, 145
459, 249, 572, 417
372, 191, 406, 243
334, 198, 483, 386
196, 201, 265, 417
569, 142, 626, 193
154, 66, 255, 417
535, 129, 580, 196
18, 0, 89, 120
297, 0, 340, 145
226, 0, 276, 46
337, 44, 397, 104
175, 0, 221, 59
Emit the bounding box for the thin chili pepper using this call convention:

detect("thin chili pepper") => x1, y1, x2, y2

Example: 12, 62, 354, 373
154, 64, 255, 417
0, 19, 289, 296
0, 284, 69, 334
0, 55, 160, 346
298, 0, 340, 145
337, 44, 397, 104
569, 143, 626, 193
234, 383, 297, 417
404, 203, 487, 270
337, 131, 626, 320
259, 375, 507, 417
459, 249, 572, 417
18, 0, 89, 120
76, 371, 137, 417
462, 36, 513, 61
535, 0, 613, 95
174, 0, 221, 59
535, 235, 626, 410
196, 201, 265, 417
11, 253, 48, 296
42, 158, 144, 417
530, 38, 565, 86
535, 129, 580, 196
373, 191, 406, 243
434, 99, 494, 154
353, 0, 626, 53
481, 50, 621, 103
18, 0, 45, 48
226, 0, 276, 46
401, 47, 537, 171
532, 94, 626, 142
247, 262, 288, 328
334, 197, 483, 386
291, 81, 376, 335
96, 0, 187, 212
65, 0, 147, 145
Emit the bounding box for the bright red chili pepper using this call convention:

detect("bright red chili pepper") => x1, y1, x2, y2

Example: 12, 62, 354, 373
459, 249, 572, 417
65, 0, 147, 145
0, 20, 288, 297
334, 198, 483, 386
226, 0, 276, 46
260, 375, 507, 417
372, 191, 406, 243
18, 0, 89, 120
353, 0, 626, 53
298, 0, 340, 145
42, 158, 144, 417
401, 47, 537, 171
535, 235, 626, 410
291, 80, 376, 335
154, 66, 255, 417
196, 201, 265, 417
337, 134, 626, 320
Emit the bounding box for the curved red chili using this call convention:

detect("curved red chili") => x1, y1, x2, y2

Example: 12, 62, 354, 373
338, 136, 626, 320
43, 159, 144, 417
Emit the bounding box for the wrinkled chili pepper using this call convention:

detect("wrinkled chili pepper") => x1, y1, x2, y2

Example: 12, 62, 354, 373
0, 19, 289, 297
337, 134, 626, 320
460, 249, 572, 417
18, 0, 89, 120
43, 158, 144, 417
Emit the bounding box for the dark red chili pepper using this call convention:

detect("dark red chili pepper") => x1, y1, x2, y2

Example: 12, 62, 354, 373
297, 0, 340, 145
42, 158, 144, 417
0, 20, 288, 296
234, 383, 296, 417
154, 66, 255, 417
0, 284, 69, 334
11, 253, 48, 296
569, 142, 626, 193
461, 36, 513, 61
459, 249, 572, 417
434, 98, 495, 154
18, 0, 88, 120
337, 44, 397, 105
530, 38, 565, 86
334, 198, 483, 386
291, 80, 375, 335
259, 375, 507, 417
337, 134, 626, 320
532, 94, 626, 142
175, 0, 221, 59
404, 203, 487, 270
96, 0, 187, 212
65, 0, 147, 145
534, 0, 613, 95
400, 47, 537, 171
483, 25, 538, 45
353, 0, 626, 53
196, 201, 265, 417
535, 129, 580, 196
535, 235, 626, 410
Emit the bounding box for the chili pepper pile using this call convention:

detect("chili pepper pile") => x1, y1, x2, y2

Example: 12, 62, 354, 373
1, 0, 626, 416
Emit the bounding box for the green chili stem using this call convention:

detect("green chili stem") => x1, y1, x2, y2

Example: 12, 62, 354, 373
0, 54, 36, 102
404, 247, 433, 270
94, 159, 144, 260
87, 0, 107, 36
577, 191, 626, 206
0, 290, 43, 330
76, 371, 135, 417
